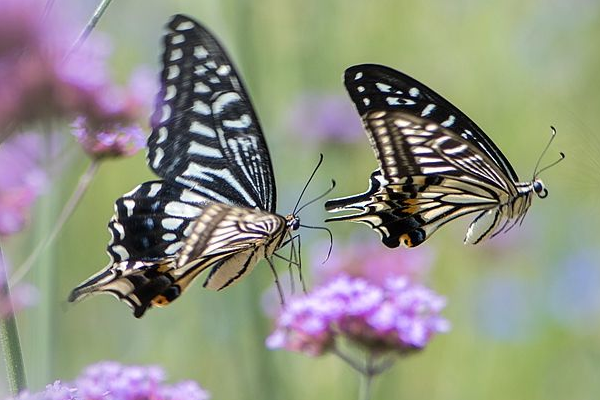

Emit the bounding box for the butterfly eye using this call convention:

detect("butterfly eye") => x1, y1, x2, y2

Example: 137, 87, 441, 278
290, 218, 301, 231
533, 180, 548, 198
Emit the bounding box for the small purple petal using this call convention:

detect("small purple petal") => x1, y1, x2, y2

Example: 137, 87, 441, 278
268, 274, 449, 356
72, 117, 146, 159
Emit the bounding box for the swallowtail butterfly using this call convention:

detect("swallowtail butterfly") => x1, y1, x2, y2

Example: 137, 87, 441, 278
69, 15, 301, 317
325, 64, 556, 248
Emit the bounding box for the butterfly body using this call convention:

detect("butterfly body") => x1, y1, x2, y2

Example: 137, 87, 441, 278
325, 64, 548, 248
69, 15, 299, 317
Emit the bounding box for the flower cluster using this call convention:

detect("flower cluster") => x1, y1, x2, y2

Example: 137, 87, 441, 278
11, 361, 210, 400
284, 93, 363, 143
0, 133, 46, 237
267, 274, 450, 356
0, 0, 152, 158
72, 117, 145, 159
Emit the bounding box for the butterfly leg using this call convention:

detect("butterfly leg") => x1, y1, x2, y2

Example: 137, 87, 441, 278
265, 256, 285, 305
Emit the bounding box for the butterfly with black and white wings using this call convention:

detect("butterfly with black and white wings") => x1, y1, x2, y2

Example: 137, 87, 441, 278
69, 15, 302, 317
325, 64, 561, 248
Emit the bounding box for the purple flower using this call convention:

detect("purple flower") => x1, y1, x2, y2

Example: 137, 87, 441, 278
72, 117, 146, 159
0, 259, 38, 318
14, 381, 78, 400
0, 0, 154, 141
9, 361, 210, 400
284, 93, 364, 143
267, 274, 449, 356
0, 133, 46, 236
546, 249, 600, 329
312, 237, 435, 286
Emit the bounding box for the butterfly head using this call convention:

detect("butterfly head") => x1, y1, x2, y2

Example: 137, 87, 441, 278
532, 178, 548, 199
286, 214, 301, 231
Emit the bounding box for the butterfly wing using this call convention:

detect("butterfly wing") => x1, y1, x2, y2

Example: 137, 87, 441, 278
326, 111, 518, 247
148, 14, 276, 212
176, 204, 288, 291
69, 182, 287, 317
343, 64, 519, 182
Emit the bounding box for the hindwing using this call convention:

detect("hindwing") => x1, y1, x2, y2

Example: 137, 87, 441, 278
69, 183, 287, 317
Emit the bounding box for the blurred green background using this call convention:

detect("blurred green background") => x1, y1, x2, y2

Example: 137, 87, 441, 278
3, 0, 600, 399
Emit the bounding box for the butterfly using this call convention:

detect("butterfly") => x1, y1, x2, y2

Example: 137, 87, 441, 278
325, 64, 560, 248
69, 15, 303, 317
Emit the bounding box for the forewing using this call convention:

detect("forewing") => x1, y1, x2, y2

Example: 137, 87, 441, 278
344, 64, 519, 181
325, 112, 514, 248
363, 111, 516, 194
148, 14, 276, 211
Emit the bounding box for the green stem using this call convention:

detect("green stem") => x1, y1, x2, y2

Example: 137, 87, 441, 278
330, 344, 367, 375
10, 160, 99, 286
359, 353, 374, 400
0, 248, 27, 395
70, 0, 114, 55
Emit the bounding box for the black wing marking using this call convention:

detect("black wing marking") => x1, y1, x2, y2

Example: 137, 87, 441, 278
325, 112, 517, 248
362, 111, 517, 195
69, 180, 209, 317
344, 64, 519, 182
69, 185, 287, 317
148, 14, 276, 212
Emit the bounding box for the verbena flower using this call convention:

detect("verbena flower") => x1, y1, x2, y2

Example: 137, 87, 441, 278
284, 93, 363, 143
72, 117, 145, 159
0, 0, 154, 145
0, 133, 46, 236
312, 237, 435, 286
267, 274, 450, 356
10, 361, 210, 400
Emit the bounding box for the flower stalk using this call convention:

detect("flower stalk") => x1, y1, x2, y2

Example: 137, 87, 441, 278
0, 247, 27, 395
70, 0, 115, 55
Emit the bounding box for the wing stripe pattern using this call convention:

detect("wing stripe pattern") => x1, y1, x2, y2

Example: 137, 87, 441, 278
148, 16, 277, 212
326, 64, 541, 247
70, 15, 298, 317
344, 64, 519, 181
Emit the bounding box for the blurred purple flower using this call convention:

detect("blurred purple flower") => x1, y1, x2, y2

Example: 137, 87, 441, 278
10, 361, 210, 400
0, 0, 154, 142
312, 237, 435, 286
0, 133, 46, 236
72, 117, 145, 159
267, 274, 449, 356
13, 381, 77, 400
471, 273, 541, 342
546, 249, 600, 329
0, 259, 38, 318
285, 93, 363, 143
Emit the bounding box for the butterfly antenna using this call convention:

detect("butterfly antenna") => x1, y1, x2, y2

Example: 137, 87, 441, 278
292, 154, 324, 215
533, 126, 558, 178
536, 152, 565, 176
295, 180, 336, 215
299, 224, 333, 264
